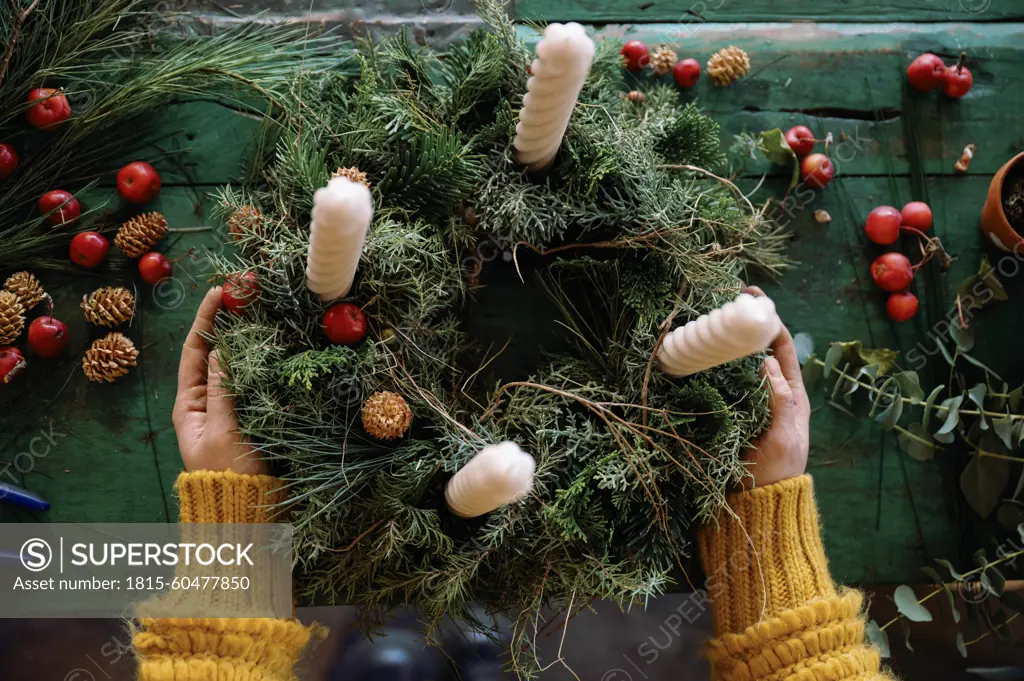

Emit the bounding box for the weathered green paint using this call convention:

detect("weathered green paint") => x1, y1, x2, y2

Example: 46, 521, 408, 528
4, 13, 1022, 590
514, 1, 1021, 24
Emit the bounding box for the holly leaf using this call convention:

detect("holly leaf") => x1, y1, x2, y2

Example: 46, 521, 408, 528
957, 255, 1008, 310
757, 128, 800, 189
894, 584, 933, 622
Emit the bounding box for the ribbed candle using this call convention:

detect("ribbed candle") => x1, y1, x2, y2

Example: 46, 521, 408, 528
513, 22, 595, 172
658, 293, 782, 377
305, 177, 373, 301
445, 442, 536, 518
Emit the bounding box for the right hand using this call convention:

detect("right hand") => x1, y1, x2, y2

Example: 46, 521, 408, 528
172, 287, 267, 476
743, 287, 810, 488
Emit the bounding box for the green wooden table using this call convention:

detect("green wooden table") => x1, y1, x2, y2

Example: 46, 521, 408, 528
3, 0, 1023, 591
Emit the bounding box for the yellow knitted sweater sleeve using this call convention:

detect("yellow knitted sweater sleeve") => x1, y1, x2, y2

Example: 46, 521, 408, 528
698, 475, 895, 681
132, 471, 315, 681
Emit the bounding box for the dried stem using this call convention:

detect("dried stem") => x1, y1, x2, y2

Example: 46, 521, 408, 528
0, 0, 40, 87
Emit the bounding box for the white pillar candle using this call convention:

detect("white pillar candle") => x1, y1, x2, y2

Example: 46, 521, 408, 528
445, 441, 536, 518
513, 22, 595, 172
658, 293, 783, 377
305, 177, 373, 301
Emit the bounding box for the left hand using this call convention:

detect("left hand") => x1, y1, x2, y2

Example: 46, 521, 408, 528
172, 287, 267, 476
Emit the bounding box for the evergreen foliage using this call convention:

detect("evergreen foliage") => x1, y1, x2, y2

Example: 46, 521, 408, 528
211, 4, 787, 673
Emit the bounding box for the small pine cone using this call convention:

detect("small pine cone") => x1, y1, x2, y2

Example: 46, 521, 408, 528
82, 287, 135, 327
83, 332, 138, 383
4, 271, 45, 311
332, 167, 371, 188
0, 291, 25, 345
116, 212, 168, 258
626, 90, 645, 103
707, 46, 750, 86
227, 205, 263, 241
649, 45, 678, 76
361, 391, 413, 441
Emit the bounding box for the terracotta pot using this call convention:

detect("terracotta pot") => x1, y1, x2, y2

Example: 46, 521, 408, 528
981, 151, 1024, 252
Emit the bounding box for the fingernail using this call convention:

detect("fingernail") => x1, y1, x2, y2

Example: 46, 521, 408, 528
765, 357, 782, 378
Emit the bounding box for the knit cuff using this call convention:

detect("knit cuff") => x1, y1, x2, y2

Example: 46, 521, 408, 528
176, 470, 285, 524
133, 617, 317, 681
697, 475, 836, 636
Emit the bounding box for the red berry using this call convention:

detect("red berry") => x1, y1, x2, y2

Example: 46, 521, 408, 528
672, 58, 701, 88
222, 272, 260, 314
800, 153, 834, 189
621, 40, 650, 71
886, 292, 919, 323
28, 316, 69, 359
871, 252, 914, 292
117, 161, 162, 204
70, 231, 110, 268
26, 88, 71, 129
943, 63, 973, 99
39, 190, 81, 227
0, 347, 26, 384
322, 302, 368, 345
0, 143, 18, 181
907, 53, 947, 92
138, 252, 172, 285
901, 201, 933, 232
784, 125, 815, 157
864, 205, 902, 245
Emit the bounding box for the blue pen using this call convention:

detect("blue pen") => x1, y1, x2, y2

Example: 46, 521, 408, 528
0, 482, 50, 511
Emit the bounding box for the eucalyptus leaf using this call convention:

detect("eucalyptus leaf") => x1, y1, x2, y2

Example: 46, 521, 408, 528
944, 586, 961, 624
960, 453, 1010, 519
866, 619, 890, 659
960, 352, 1005, 382
898, 618, 914, 652
936, 338, 955, 366
968, 383, 989, 431
823, 343, 842, 378
993, 414, 1015, 451
986, 566, 1006, 597
956, 632, 967, 658
894, 584, 933, 622
1009, 384, 1023, 411
893, 371, 925, 403
974, 548, 989, 569
801, 355, 823, 390
933, 429, 955, 444
1000, 590, 1024, 616
936, 558, 964, 581
793, 332, 814, 366
935, 394, 965, 437
995, 502, 1024, 530
922, 385, 945, 430
899, 423, 936, 461
957, 255, 1008, 307
876, 395, 904, 430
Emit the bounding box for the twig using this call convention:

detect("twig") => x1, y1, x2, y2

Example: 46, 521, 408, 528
656, 164, 757, 215
0, 0, 39, 87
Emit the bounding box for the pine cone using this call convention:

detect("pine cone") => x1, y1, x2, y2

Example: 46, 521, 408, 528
82, 332, 138, 383
649, 45, 678, 76
361, 391, 413, 440
332, 166, 371, 188
115, 212, 168, 258
227, 205, 263, 241
626, 90, 645, 103
4, 271, 45, 311
707, 46, 750, 86
82, 287, 135, 327
0, 291, 25, 345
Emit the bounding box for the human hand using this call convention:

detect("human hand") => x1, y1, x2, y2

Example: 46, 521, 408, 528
743, 287, 810, 488
172, 287, 267, 476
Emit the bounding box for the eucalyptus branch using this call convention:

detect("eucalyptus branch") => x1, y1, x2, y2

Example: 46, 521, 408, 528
964, 611, 1021, 646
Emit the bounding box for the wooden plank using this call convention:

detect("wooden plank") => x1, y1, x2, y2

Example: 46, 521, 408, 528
0, 187, 224, 524
514, 0, 1023, 24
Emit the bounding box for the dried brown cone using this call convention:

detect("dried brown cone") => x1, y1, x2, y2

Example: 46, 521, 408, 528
82, 287, 135, 327
361, 391, 413, 441
227, 205, 263, 241
649, 45, 678, 76
707, 45, 750, 86
4, 271, 45, 311
0, 291, 25, 345
115, 211, 168, 258
332, 166, 371, 188
626, 90, 645, 103
82, 332, 138, 383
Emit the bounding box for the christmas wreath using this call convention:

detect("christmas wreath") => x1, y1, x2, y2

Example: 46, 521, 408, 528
211, 2, 786, 668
